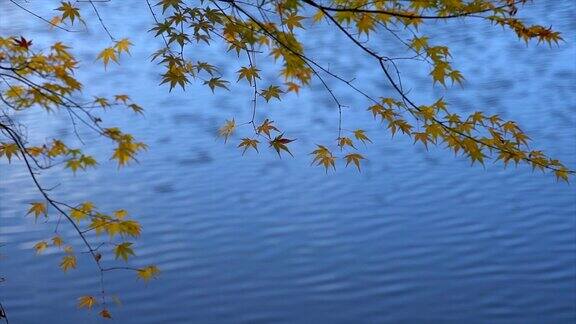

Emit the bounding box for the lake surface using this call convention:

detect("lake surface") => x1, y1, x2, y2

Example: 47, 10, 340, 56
1, 1, 575, 323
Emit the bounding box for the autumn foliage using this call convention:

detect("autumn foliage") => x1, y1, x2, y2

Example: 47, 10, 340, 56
0, 0, 573, 320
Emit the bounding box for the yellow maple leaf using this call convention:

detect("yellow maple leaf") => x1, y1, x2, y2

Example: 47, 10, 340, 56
114, 38, 132, 55
97, 47, 118, 68
114, 242, 135, 262
100, 309, 112, 319
60, 255, 77, 272
119, 220, 141, 237
283, 13, 305, 31
256, 119, 279, 138
236, 66, 260, 86
52, 236, 64, 247
356, 14, 375, 35
337, 137, 355, 150
0, 142, 19, 162
218, 119, 235, 143
49, 16, 62, 28
114, 94, 130, 104
413, 132, 432, 149
311, 145, 335, 172
70, 201, 94, 222
137, 265, 160, 282
78, 296, 97, 310
260, 85, 283, 102
285, 82, 300, 94
57, 1, 81, 24
344, 153, 365, 172
27, 202, 47, 220
353, 130, 372, 145
238, 138, 259, 155
34, 241, 49, 254
114, 209, 128, 220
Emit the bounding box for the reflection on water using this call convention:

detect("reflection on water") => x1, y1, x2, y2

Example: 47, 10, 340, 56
1, 1, 575, 323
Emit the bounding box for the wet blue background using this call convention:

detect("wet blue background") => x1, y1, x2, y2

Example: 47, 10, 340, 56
1, 1, 575, 323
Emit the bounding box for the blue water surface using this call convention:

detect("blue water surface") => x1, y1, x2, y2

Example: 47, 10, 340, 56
0, 1, 575, 323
